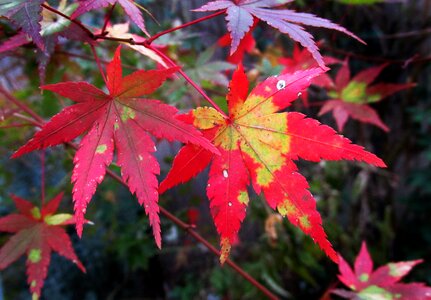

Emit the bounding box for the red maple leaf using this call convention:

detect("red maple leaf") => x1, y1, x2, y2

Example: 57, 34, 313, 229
333, 242, 431, 300
194, 0, 363, 68
12, 46, 218, 247
0, 193, 85, 299
279, 44, 341, 106
319, 62, 415, 132
159, 64, 385, 263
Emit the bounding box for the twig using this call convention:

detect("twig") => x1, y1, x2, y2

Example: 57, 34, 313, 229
90, 44, 108, 86
321, 44, 431, 65
145, 10, 225, 45
101, 3, 117, 35
144, 44, 228, 117
41, 4, 95, 39
57, 51, 139, 70
0, 86, 44, 123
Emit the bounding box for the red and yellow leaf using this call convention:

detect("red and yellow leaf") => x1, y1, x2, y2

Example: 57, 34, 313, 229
320, 62, 415, 131
335, 242, 431, 300
161, 65, 385, 263
0, 194, 85, 299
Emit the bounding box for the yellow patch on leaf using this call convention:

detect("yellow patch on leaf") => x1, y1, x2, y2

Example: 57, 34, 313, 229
192, 107, 226, 130
277, 199, 299, 217
220, 237, 231, 264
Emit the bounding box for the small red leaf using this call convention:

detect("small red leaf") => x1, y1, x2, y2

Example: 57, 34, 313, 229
336, 242, 431, 299
13, 47, 218, 243
321, 62, 414, 132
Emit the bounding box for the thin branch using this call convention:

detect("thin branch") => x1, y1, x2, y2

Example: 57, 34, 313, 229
145, 10, 225, 45
41, 3, 95, 38
90, 44, 108, 86
103, 167, 278, 300
57, 51, 139, 70
101, 3, 117, 35
145, 44, 228, 118
321, 44, 431, 65
377, 27, 431, 39
0, 86, 44, 123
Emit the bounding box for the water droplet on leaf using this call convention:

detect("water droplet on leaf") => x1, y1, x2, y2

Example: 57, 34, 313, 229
276, 80, 286, 90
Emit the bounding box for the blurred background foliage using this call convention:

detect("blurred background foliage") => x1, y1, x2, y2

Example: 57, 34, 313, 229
0, 0, 430, 299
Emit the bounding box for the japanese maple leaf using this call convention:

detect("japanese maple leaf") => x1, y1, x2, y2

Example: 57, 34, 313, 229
0, 0, 45, 50
319, 62, 415, 132
72, 0, 150, 36
333, 242, 431, 300
194, 0, 363, 68
0, 193, 85, 300
218, 19, 258, 64
279, 44, 341, 106
0, 2, 80, 84
12, 46, 218, 247
159, 65, 385, 263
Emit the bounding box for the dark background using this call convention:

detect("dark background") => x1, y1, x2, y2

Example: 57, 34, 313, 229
0, 0, 430, 299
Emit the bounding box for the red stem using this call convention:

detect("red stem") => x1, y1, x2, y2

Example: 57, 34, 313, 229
145, 45, 228, 117
3, 87, 278, 300
101, 3, 116, 35
103, 169, 278, 300
41, 4, 95, 38
90, 44, 108, 86
57, 51, 139, 70
0, 86, 44, 123
145, 10, 226, 45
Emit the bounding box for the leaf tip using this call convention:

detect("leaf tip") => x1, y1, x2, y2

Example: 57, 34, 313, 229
219, 238, 231, 265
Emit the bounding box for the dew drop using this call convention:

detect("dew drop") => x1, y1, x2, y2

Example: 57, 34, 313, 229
223, 170, 228, 178
82, 208, 86, 214
276, 80, 286, 90
207, 183, 211, 187
228, 202, 232, 207
297, 92, 302, 97
154, 146, 157, 151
